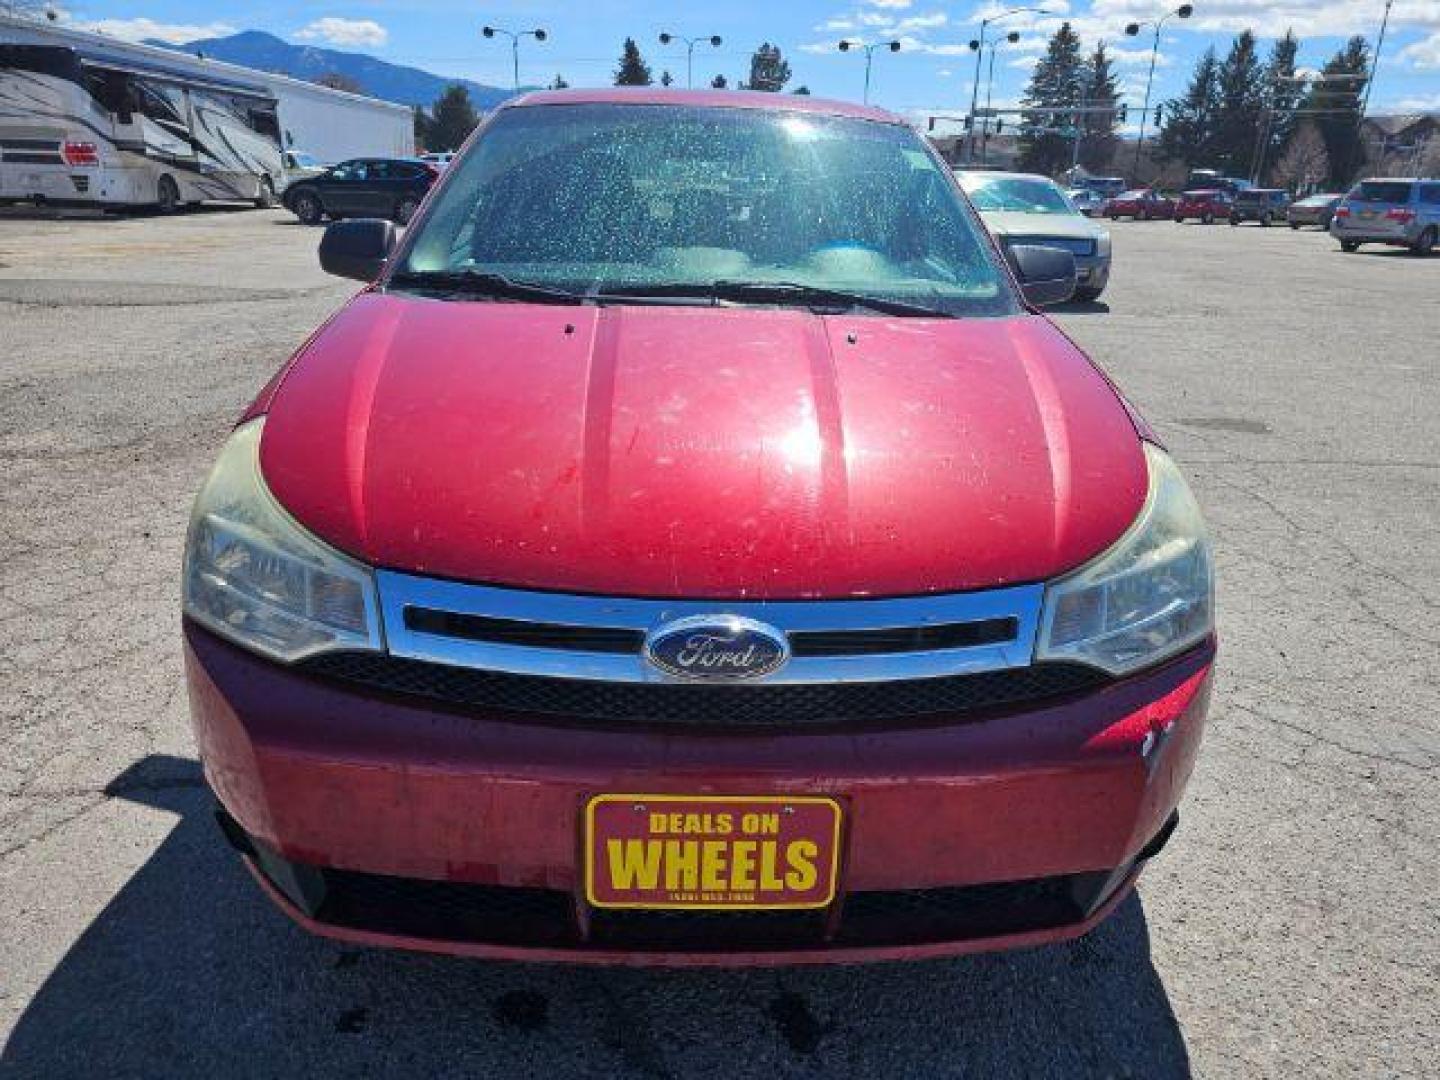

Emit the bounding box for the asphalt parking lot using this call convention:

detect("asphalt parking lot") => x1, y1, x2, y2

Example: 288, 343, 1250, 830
1, 207, 1436, 1078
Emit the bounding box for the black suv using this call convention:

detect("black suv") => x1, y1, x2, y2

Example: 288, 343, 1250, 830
1229, 188, 1291, 227
283, 158, 439, 226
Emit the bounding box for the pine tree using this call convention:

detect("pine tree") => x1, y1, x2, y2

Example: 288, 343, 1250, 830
711, 74, 728, 89
429, 85, 478, 152
1303, 36, 1370, 187
412, 106, 431, 153
549, 74, 570, 90
1159, 47, 1221, 168
1212, 31, 1265, 176
1263, 31, 1302, 169
614, 38, 653, 86
793, 85, 811, 96
660, 70, 674, 87
1079, 42, 1120, 173
745, 43, 792, 92
1018, 22, 1085, 176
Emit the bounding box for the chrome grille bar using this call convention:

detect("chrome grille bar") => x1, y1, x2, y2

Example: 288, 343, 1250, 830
376, 570, 1044, 685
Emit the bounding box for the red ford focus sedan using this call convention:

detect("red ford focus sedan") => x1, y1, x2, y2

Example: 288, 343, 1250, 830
183, 90, 1215, 966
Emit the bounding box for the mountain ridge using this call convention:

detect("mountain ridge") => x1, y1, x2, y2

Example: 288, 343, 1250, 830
154, 30, 513, 111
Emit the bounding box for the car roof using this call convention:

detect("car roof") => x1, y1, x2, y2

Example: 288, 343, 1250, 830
954, 170, 1056, 183
505, 87, 901, 125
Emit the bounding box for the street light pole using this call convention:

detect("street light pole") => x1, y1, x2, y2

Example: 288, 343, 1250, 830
1125, 4, 1193, 180
481, 25, 549, 92
837, 39, 901, 104
980, 31, 1020, 165
659, 32, 723, 89
965, 7, 1049, 165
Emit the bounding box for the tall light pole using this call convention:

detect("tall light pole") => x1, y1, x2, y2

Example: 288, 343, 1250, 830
838, 39, 901, 104
658, 32, 723, 89
966, 7, 1050, 164
482, 25, 548, 92
969, 31, 1021, 165
1125, 4, 1192, 179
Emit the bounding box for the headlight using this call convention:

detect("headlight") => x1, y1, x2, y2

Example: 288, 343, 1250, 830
182, 418, 381, 662
1037, 444, 1212, 676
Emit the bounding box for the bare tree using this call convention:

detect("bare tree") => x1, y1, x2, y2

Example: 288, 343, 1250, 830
1271, 122, 1330, 193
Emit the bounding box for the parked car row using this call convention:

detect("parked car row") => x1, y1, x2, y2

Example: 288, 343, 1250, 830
1091, 179, 1437, 253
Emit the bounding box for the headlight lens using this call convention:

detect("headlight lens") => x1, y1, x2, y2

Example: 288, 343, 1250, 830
1037, 443, 1212, 675
182, 418, 381, 662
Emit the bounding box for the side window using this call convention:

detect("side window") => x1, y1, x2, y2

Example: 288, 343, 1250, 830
1419, 184, 1440, 206
366, 161, 392, 179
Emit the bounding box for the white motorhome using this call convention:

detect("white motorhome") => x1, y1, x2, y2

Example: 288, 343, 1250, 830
1, 21, 286, 209
0, 17, 414, 211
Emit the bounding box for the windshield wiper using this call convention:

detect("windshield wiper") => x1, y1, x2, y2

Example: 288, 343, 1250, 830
388, 270, 584, 305
595, 280, 953, 318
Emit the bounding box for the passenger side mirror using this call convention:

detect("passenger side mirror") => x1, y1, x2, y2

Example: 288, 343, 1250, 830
1006, 244, 1077, 308
319, 219, 397, 282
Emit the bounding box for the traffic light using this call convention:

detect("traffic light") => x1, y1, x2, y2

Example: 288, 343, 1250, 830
1117, 103, 1128, 124
964, 115, 973, 131
1154, 104, 1164, 126
995, 119, 1004, 134
928, 116, 936, 132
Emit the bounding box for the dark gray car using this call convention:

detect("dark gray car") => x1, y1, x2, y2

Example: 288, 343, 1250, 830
1229, 188, 1290, 226
1330, 178, 1440, 254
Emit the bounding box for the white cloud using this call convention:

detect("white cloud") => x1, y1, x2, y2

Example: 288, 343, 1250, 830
66, 17, 235, 44
817, 17, 857, 31
1399, 31, 1440, 71
1087, 0, 1440, 40
1106, 45, 1172, 68
866, 0, 914, 8
295, 17, 388, 48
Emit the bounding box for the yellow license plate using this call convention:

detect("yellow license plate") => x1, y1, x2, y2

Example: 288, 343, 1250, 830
584, 794, 842, 910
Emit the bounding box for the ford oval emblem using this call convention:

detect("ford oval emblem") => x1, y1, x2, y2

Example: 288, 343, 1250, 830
644, 615, 790, 681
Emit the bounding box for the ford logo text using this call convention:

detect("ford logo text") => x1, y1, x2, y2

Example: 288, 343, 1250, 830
644, 616, 789, 681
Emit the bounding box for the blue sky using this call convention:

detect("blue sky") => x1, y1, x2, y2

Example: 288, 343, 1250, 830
56, 1, 1440, 125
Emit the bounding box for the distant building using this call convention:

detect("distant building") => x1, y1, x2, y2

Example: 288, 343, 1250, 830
1360, 113, 1438, 175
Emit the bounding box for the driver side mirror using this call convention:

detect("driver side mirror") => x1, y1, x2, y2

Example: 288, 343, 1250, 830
319, 219, 397, 282
1006, 244, 1077, 308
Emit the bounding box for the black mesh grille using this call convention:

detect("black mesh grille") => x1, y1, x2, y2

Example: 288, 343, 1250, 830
279, 864, 1110, 952
296, 652, 1110, 731
317, 870, 579, 947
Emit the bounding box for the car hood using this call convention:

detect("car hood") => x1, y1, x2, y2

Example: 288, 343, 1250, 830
978, 211, 1105, 241
258, 293, 1147, 599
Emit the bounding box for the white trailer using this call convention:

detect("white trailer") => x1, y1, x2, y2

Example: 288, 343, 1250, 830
0, 16, 412, 210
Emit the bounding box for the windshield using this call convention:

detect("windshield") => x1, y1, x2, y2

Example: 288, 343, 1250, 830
1350, 181, 1413, 203
290, 153, 318, 168
960, 175, 1074, 215
398, 104, 1015, 317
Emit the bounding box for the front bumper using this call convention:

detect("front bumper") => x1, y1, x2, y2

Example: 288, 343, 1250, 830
185, 621, 1214, 965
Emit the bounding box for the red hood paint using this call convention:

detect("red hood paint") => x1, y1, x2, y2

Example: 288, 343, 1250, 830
258, 293, 1147, 599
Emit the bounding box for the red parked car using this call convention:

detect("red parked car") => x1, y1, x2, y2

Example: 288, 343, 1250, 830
1173, 189, 1233, 224
183, 89, 1215, 966
1105, 188, 1177, 220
